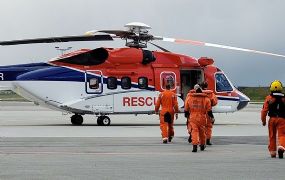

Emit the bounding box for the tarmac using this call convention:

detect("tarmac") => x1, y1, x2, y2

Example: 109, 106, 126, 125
0, 102, 284, 180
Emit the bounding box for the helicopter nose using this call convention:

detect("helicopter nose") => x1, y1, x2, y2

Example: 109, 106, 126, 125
237, 91, 250, 111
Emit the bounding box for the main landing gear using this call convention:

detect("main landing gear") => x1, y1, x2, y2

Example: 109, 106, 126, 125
71, 114, 83, 125
97, 116, 111, 126
70, 114, 111, 126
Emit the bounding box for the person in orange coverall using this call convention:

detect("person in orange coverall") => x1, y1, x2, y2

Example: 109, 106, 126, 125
261, 80, 285, 158
185, 84, 211, 152
200, 81, 218, 145
155, 84, 179, 144
184, 87, 196, 143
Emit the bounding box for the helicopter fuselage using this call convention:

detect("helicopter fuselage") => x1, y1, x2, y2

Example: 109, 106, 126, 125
0, 47, 250, 125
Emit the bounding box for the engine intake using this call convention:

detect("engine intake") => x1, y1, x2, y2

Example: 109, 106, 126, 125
107, 48, 155, 65
57, 48, 109, 65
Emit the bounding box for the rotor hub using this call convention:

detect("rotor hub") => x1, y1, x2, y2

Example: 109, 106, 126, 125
123, 22, 153, 48
124, 22, 151, 34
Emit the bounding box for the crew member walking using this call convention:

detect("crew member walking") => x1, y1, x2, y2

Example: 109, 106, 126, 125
184, 86, 197, 143
155, 84, 179, 144
261, 80, 285, 158
185, 84, 211, 152
200, 81, 218, 145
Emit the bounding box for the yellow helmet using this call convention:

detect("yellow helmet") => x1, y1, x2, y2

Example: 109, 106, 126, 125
270, 80, 283, 92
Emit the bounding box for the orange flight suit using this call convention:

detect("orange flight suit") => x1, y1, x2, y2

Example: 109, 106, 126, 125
184, 89, 195, 135
203, 90, 218, 140
261, 93, 285, 157
185, 92, 211, 146
155, 90, 179, 141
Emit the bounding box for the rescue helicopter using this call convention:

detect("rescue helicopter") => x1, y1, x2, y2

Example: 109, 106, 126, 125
0, 22, 284, 126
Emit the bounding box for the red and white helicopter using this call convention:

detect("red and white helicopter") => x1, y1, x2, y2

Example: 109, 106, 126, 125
0, 22, 284, 126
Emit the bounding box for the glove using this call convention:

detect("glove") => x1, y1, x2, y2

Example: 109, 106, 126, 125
208, 111, 214, 118
262, 121, 266, 126
184, 111, 189, 118
211, 118, 215, 124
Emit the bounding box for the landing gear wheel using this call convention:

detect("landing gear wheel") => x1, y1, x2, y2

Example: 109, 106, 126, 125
71, 114, 83, 125
97, 116, 111, 126
97, 116, 103, 126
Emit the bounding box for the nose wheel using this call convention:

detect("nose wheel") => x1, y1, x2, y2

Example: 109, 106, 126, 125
97, 116, 111, 126
71, 114, 83, 125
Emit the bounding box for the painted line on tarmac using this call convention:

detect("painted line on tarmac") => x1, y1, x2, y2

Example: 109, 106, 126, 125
0, 151, 196, 155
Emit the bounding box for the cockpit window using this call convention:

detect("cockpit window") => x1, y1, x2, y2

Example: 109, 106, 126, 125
215, 73, 233, 92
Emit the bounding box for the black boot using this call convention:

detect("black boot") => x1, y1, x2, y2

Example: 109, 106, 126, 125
168, 136, 173, 142
192, 145, 198, 152
278, 149, 284, 159
200, 144, 206, 151
206, 139, 212, 145
188, 135, 192, 143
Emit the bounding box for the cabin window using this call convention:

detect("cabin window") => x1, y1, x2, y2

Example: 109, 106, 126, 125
107, 77, 117, 90
85, 70, 103, 94
161, 72, 176, 90
121, 76, 131, 89
215, 73, 233, 92
89, 78, 100, 89
138, 77, 148, 89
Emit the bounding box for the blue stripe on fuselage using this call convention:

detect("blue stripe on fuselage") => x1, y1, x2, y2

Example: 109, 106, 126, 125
16, 66, 155, 90
17, 66, 85, 81
0, 63, 52, 81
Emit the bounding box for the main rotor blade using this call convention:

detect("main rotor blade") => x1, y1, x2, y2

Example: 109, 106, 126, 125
155, 37, 285, 58
0, 35, 113, 46
98, 30, 135, 37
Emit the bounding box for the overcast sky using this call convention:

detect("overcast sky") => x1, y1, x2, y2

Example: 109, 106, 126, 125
0, 0, 284, 87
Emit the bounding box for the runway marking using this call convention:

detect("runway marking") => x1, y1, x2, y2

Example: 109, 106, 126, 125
0, 151, 194, 155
